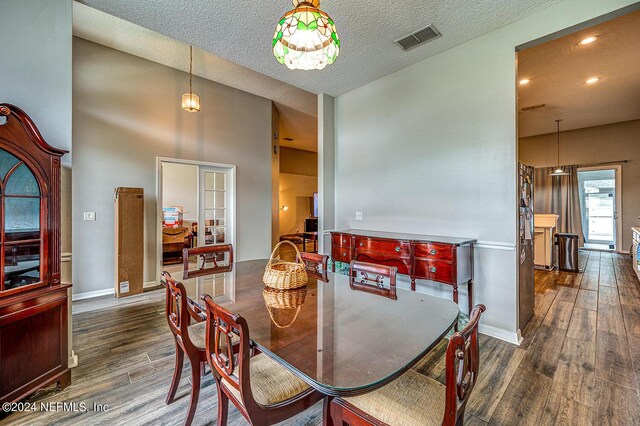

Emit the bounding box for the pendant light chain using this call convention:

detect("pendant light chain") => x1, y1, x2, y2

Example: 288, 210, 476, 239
189, 45, 193, 103
556, 119, 561, 167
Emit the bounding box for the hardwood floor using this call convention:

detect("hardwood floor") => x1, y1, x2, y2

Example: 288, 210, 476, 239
2, 251, 639, 425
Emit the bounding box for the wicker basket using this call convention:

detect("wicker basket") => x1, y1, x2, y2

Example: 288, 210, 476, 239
263, 240, 308, 289
263, 286, 307, 329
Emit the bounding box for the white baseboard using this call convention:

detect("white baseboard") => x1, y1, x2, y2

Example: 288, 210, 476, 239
479, 324, 522, 345
72, 288, 114, 301
143, 280, 158, 288
68, 351, 78, 369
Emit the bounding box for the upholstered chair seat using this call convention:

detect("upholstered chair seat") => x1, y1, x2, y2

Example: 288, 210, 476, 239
344, 370, 445, 426
223, 353, 311, 407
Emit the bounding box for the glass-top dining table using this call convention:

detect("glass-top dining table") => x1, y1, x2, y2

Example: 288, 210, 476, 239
171, 259, 459, 397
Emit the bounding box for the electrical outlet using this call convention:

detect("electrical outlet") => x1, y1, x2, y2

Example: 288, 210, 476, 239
84, 212, 96, 221
355, 212, 363, 221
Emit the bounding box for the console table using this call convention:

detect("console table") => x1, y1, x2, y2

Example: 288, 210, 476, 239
330, 229, 475, 313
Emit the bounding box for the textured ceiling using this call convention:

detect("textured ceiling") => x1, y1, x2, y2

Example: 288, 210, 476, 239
77, 0, 562, 97
518, 9, 640, 137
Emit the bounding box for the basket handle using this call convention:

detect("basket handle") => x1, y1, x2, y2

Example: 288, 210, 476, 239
265, 305, 302, 329
268, 240, 303, 267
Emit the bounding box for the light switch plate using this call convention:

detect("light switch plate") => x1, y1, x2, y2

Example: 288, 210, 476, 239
355, 212, 363, 221
84, 211, 96, 221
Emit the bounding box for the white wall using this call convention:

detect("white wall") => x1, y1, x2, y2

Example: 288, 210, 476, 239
333, 0, 638, 343
0, 0, 72, 160
73, 38, 272, 296
162, 162, 198, 221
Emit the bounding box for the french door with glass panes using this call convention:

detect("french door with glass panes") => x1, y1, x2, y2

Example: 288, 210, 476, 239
199, 167, 230, 248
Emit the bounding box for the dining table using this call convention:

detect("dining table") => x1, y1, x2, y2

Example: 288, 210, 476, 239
172, 258, 460, 397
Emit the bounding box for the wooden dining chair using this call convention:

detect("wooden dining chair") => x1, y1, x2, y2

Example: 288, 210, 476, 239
162, 271, 212, 426
329, 304, 486, 426
183, 244, 234, 279
300, 252, 328, 273
349, 260, 398, 300
202, 294, 324, 426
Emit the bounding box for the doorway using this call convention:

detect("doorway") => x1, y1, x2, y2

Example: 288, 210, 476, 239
156, 158, 236, 282
578, 166, 622, 251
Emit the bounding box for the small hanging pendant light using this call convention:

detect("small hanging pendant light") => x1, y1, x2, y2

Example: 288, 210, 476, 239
273, 0, 340, 71
182, 45, 200, 112
550, 119, 569, 176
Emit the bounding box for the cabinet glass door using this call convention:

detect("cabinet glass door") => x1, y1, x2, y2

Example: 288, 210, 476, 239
0, 149, 42, 291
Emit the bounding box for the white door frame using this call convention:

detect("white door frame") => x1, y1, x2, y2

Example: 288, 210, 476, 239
577, 164, 622, 252
156, 157, 237, 286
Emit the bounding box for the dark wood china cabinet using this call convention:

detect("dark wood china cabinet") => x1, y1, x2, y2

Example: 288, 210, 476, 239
0, 104, 71, 403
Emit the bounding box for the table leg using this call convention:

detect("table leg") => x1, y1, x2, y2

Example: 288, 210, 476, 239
467, 279, 474, 315
323, 396, 334, 426
410, 277, 416, 291
303, 237, 307, 252
453, 284, 459, 332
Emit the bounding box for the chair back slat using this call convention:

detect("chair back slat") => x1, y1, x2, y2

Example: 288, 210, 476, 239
300, 252, 328, 273
444, 304, 486, 425
203, 294, 252, 401
162, 271, 199, 350
183, 244, 234, 279
349, 260, 398, 299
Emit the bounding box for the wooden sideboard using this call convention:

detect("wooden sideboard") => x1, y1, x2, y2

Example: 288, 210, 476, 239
330, 229, 475, 313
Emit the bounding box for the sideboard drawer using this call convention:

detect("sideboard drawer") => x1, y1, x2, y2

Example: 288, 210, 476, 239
413, 243, 453, 262
332, 246, 352, 263
332, 233, 352, 248
354, 237, 410, 258
414, 260, 454, 284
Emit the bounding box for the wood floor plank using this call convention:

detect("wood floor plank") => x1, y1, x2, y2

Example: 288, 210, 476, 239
595, 330, 637, 390
598, 286, 620, 307
541, 392, 594, 425
488, 368, 552, 426
542, 300, 574, 330
594, 378, 640, 425
551, 360, 597, 407
618, 286, 640, 306
521, 325, 565, 378
621, 303, 640, 336
555, 286, 579, 303
566, 307, 597, 343
575, 289, 598, 311
597, 304, 626, 336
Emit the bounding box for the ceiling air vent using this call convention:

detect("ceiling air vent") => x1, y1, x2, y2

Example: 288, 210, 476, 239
395, 25, 441, 51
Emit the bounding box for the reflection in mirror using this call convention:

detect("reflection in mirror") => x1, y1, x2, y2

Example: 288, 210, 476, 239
263, 286, 307, 329
4, 242, 40, 289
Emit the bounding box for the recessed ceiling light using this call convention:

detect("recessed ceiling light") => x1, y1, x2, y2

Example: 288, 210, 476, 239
519, 79, 530, 85
585, 77, 600, 84
579, 36, 598, 45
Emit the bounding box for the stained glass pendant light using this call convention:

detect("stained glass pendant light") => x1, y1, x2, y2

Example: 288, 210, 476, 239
273, 0, 340, 70
182, 45, 200, 112
550, 119, 569, 176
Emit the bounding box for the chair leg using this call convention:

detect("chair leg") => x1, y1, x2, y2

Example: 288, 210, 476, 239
323, 397, 334, 426
216, 382, 229, 426
166, 342, 184, 405
185, 358, 201, 426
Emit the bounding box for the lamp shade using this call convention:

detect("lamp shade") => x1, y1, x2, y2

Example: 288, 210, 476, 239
182, 92, 200, 112
273, 0, 340, 70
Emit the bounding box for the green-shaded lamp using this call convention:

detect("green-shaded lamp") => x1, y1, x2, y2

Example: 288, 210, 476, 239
273, 0, 340, 70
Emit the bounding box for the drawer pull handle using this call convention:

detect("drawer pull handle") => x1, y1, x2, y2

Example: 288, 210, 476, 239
343, 239, 347, 243
343, 252, 347, 256
395, 246, 401, 252
430, 266, 437, 273
430, 249, 437, 255
359, 242, 364, 247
